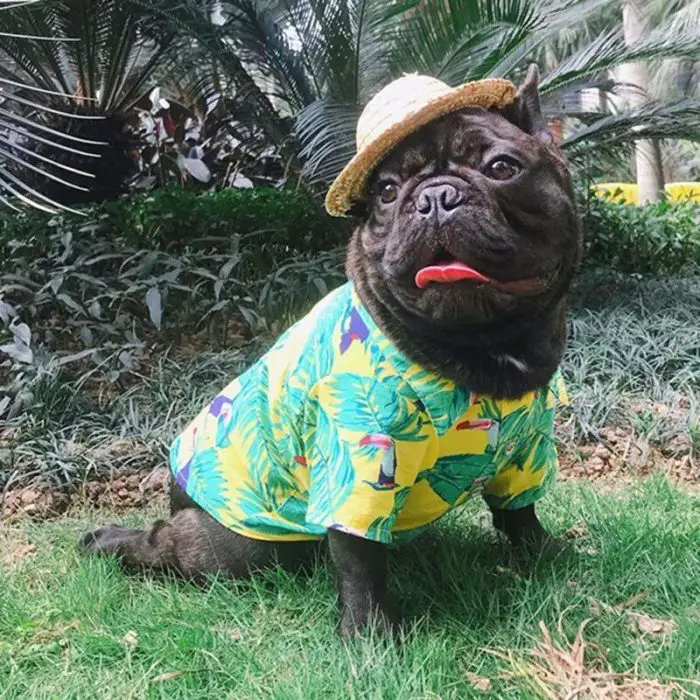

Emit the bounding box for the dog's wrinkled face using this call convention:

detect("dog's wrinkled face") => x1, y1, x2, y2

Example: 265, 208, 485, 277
351, 102, 581, 329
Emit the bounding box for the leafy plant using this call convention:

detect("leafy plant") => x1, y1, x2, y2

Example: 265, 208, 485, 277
0, 0, 183, 209
582, 196, 700, 273
0, 186, 347, 427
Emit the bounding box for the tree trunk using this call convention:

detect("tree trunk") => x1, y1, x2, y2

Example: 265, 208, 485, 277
618, 0, 665, 203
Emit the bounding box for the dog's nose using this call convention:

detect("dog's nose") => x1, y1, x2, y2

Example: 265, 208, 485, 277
415, 184, 463, 224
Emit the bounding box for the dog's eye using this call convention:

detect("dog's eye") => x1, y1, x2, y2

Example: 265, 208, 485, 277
379, 182, 398, 204
486, 158, 521, 181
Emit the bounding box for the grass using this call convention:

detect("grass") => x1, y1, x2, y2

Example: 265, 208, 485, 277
1, 476, 699, 698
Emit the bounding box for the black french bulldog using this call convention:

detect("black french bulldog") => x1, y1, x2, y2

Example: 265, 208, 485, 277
79, 66, 581, 637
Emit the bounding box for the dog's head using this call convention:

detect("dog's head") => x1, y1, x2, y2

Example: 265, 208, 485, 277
347, 67, 581, 332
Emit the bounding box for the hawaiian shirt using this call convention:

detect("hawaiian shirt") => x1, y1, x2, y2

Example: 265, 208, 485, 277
169, 282, 568, 544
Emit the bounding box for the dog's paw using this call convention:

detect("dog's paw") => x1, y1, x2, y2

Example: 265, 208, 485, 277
515, 533, 566, 560
78, 524, 135, 556
338, 605, 400, 640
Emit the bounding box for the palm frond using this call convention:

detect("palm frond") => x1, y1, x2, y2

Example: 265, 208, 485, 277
0, 0, 101, 212
295, 99, 361, 185
388, 0, 618, 85
563, 99, 700, 157
541, 21, 700, 94
0, 0, 189, 212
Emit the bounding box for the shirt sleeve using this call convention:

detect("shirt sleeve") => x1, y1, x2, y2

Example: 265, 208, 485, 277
483, 372, 568, 511
303, 372, 430, 543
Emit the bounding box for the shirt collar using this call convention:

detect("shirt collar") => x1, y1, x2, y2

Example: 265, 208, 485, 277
351, 285, 475, 435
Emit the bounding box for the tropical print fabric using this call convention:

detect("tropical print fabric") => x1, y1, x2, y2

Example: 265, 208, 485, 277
169, 282, 568, 544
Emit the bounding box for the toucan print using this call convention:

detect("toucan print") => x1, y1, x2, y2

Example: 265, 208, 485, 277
455, 418, 499, 449
360, 433, 397, 490
339, 307, 370, 354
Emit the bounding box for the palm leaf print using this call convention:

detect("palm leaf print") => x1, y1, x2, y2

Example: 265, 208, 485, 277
435, 387, 475, 433
380, 353, 473, 434
365, 487, 412, 542
325, 374, 426, 442
478, 397, 502, 423
275, 494, 310, 525
315, 286, 351, 377
494, 407, 531, 467
305, 399, 355, 526
186, 447, 229, 512
417, 454, 492, 505
526, 434, 556, 474
373, 348, 423, 408
231, 363, 300, 514
495, 466, 557, 511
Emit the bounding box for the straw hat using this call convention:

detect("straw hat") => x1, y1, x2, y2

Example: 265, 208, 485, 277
324, 74, 517, 217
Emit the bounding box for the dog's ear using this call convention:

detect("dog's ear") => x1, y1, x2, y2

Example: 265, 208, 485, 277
504, 64, 553, 145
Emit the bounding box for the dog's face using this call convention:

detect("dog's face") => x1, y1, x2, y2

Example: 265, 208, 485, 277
349, 74, 581, 330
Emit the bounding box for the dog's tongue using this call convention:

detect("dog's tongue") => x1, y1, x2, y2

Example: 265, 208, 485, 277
415, 262, 491, 289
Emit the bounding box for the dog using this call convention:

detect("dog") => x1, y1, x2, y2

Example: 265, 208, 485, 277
79, 66, 581, 638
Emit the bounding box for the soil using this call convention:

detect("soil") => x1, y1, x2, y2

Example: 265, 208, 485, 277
1, 467, 171, 521
2, 426, 697, 522
558, 426, 699, 491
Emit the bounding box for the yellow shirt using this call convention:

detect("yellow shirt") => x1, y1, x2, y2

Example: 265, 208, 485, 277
169, 282, 568, 543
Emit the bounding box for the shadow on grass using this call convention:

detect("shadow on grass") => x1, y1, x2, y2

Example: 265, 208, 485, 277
388, 523, 578, 631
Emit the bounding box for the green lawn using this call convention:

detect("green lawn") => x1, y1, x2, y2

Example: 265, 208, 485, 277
1, 476, 699, 699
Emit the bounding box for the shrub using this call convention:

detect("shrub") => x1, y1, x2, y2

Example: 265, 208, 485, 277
1, 186, 351, 252
581, 197, 700, 274
0, 187, 348, 425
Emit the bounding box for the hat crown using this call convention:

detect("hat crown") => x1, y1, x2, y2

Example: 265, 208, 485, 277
356, 74, 453, 151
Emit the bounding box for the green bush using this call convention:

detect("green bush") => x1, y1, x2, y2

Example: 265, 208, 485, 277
0, 187, 348, 424
581, 196, 700, 274
1, 186, 352, 252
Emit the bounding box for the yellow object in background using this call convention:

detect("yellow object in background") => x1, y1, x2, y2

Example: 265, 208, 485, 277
595, 182, 700, 204
666, 182, 700, 202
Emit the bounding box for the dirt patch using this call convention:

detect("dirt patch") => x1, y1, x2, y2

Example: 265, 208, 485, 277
558, 426, 699, 490
1, 467, 169, 521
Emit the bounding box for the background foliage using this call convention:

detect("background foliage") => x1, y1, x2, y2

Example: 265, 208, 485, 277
1, 0, 699, 209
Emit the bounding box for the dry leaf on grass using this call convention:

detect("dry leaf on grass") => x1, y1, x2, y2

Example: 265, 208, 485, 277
151, 670, 189, 683
122, 630, 139, 648
485, 619, 687, 699
1, 542, 38, 569
589, 595, 676, 639
628, 612, 677, 638
615, 589, 653, 611
465, 672, 492, 692
211, 626, 243, 641
564, 525, 588, 539
495, 565, 520, 577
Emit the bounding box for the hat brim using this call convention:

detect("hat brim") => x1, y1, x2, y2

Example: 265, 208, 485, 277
325, 78, 517, 217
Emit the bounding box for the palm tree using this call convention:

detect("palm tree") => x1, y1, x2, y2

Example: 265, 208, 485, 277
0, 0, 180, 211
3, 0, 699, 210
186, 0, 700, 190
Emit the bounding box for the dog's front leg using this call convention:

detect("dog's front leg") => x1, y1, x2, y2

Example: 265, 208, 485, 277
489, 503, 564, 556
327, 529, 397, 638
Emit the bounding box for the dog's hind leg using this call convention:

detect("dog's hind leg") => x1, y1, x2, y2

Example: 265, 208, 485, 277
79, 483, 319, 580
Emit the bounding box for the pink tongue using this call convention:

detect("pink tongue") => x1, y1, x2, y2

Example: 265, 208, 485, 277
415, 262, 491, 289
